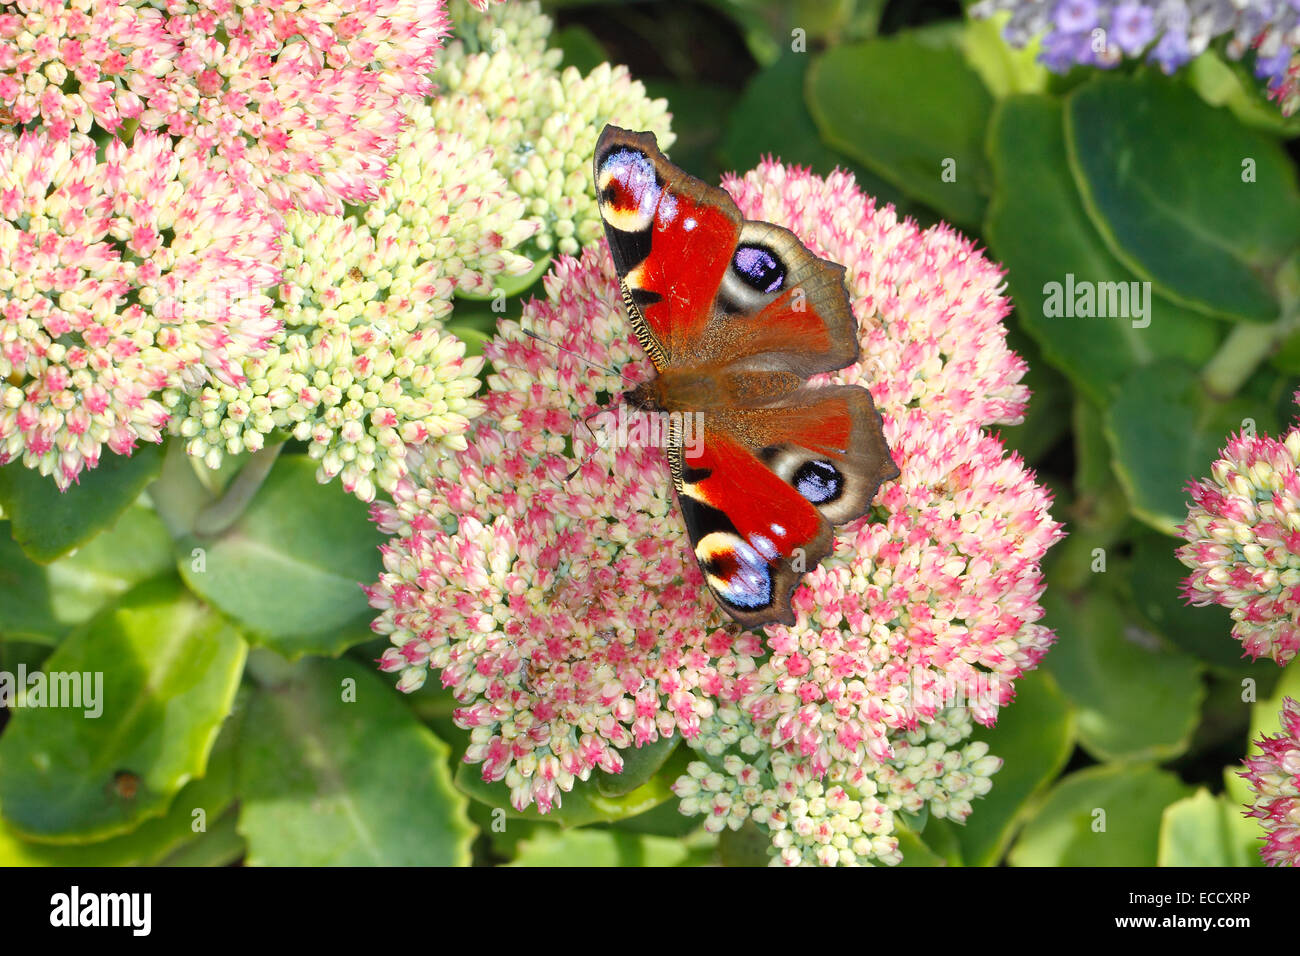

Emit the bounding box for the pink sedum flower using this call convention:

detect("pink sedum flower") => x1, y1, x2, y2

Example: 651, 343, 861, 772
165, 111, 539, 502
675, 708, 1002, 866
1240, 696, 1300, 866
0, 128, 279, 488
366, 163, 1062, 860
0, 0, 450, 214
1178, 426, 1300, 667
432, 1, 673, 258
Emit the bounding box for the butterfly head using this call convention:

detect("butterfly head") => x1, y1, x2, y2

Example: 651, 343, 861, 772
622, 380, 660, 412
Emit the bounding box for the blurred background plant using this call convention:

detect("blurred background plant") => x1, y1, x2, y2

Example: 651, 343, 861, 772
1, 0, 1299, 867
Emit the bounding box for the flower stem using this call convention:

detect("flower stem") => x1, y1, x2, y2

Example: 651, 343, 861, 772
149, 440, 215, 538
193, 441, 285, 537
1201, 322, 1283, 399
1201, 257, 1300, 399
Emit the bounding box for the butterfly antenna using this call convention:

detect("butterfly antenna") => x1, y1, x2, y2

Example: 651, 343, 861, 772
518, 328, 637, 384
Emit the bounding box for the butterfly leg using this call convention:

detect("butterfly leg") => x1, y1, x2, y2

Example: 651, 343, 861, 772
563, 407, 618, 483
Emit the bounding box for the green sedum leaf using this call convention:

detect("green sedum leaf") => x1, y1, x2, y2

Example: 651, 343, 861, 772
807, 32, 993, 226
1103, 360, 1275, 535
507, 828, 693, 867
177, 455, 384, 649
719, 52, 914, 217
957, 14, 1047, 98
1043, 590, 1204, 763
0, 506, 172, 644
0, 443, 164, 563
0, 576, 246, 842
0, 700, 241, 864
1066, 74, 1300, 323
1126, 531, 1250, 671
1010, 764, 1193, 866
1188, 52, 1300, 138
237, 656, 474, 865
156, 808, 245, 867
986, 95, 1222, 406
553, 23, 606, 74
1157, 788, 1264, 867
895, 824, 949, 867
956, 669, 1075, 866
454, 254, 551, 301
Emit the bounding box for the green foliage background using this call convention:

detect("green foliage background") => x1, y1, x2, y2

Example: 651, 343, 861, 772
2, 0, 1299, 866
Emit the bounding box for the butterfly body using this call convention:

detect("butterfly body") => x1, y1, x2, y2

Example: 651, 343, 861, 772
622, 367, 800, 413
594, 125, 898, 628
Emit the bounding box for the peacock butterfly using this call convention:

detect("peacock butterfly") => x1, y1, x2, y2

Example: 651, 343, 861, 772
593, 124, 899, 629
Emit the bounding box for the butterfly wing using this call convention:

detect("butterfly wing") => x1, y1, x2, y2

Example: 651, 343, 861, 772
694, 218, 860, 377
594, 126, 740, 370
594, 125, 857, 377
674, 385, 898, 627
595, 124, 898, 628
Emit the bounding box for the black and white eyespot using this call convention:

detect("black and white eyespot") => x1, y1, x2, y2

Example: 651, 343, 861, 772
760, 445, 859, 523
716, 242, 787, 316
732, 244, 785, 294
793, 460, 842, 504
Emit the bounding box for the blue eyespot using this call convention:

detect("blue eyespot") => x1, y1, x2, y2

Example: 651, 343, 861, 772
733, 244, 785, 294
795, 460, 842, 504
600, 147, 660, 220
718, 539, 772, 610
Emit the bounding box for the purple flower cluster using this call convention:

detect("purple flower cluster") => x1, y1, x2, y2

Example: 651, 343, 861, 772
972, 0, 1300, 88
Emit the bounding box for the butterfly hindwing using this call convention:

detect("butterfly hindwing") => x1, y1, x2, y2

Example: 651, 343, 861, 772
740, 385, 897, 526
672, 385, 897, 627
671, 433, 829, 629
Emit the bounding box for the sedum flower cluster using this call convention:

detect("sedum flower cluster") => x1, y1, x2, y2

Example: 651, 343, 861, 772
366, 160, 1063, 864
164, 104, 538, 501
1240, 696, 1300, 866
0, 0, 451, 214
1178, 421, 1300, 667
4, 0, 674, 495
1, 128, 279, 488
431, 0, 674, 258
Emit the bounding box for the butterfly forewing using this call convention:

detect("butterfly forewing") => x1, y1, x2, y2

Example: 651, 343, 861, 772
594, 126, 741, 366
696, 220, 861, 377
